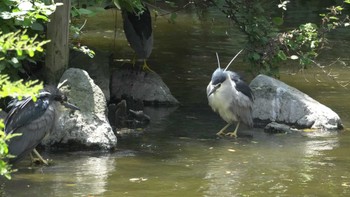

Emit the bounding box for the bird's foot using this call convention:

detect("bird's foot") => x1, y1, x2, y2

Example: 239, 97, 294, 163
30, 149, 51, 165
142, 64, 155, 73
142, 60, 155, 73
225, 131, 238, 138
31, 157, 51, 165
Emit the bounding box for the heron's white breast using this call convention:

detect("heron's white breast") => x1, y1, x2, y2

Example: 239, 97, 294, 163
207, 80, 238, 123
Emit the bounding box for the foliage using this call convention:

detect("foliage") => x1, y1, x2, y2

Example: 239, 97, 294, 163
0, 75, 43, 101
111, 0, 145, 13
0, 0, 57, 76
0, 0, 46, 180
0, 75, 43, 180
221, 0, 282, 76
69, 0, 148, 58
70, 0, 107, 58
0, 120, 19, 180
277, 0, 350, 71
0, 30, 50, 72
0, 121, 12, 180
278, 23, 321, 68
209, 0, 350, 77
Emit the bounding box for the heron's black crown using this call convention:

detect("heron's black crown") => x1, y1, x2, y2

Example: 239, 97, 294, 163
211, 68, 227, 85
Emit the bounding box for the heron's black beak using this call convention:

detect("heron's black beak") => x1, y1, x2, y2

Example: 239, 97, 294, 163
62, 102, 80, 111
208, 84, 221, 96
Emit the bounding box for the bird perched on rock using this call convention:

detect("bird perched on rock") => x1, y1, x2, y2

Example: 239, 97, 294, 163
105, 1, 153, 71
206, 50, 254, 138
4, 81, 79, 164
122, 3, 153, 71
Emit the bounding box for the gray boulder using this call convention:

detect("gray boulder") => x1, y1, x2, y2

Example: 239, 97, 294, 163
42, 68, 117, 150
110, 66, 179, 106
250, 74, 343, 131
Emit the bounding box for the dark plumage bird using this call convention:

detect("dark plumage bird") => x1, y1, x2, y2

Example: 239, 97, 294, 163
105, 1, 153, 71
4, 85, 79, 164
122, 4, 153, 71
206, 50, 254, 138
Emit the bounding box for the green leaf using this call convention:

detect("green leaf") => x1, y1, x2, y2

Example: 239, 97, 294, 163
277, 50, 287, 60
168, 13, 177, 24
21, 34, 29, 40
28, 49, 35, 57
16, 50, 23, 56
252, 52, 260, 60
272, 17, 284, 26
31, 22, 44, 31
34, 14, 48, 21
329, 16, 339, 20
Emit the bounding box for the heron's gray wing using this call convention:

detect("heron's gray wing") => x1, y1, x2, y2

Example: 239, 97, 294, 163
122, 4, 153, 58
7, 105, 55, 164
228, 71, 254, 101
227, 71, 254, 127
5, 97, 49, 134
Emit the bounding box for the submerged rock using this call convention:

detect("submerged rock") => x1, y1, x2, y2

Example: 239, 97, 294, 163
110, 66, 179, 106
108, 99, 151, 138
250, 74, 343, 131
42, 68, 117, 150
264, 122, 296, 134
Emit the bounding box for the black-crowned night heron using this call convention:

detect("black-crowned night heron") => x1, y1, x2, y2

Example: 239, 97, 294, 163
206, 50, 254, 138
4, 81, 79, 164
122, 3, 153, 71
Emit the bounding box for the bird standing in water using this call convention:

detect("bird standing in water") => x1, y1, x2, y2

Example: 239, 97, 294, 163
206, 50, 254, 138
4, 82, 79, 165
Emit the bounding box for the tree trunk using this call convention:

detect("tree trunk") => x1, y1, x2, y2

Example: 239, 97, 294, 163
44, 0, 71, 84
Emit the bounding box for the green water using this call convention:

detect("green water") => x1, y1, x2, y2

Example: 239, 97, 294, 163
2, 2, 350, 196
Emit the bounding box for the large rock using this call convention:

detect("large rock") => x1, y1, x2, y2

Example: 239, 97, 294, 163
42, 68, 117, 150
110, 66, 179, 106
250, 74, 343, 130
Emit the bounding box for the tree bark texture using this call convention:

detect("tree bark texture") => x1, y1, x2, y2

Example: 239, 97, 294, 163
45, 0, 71, 84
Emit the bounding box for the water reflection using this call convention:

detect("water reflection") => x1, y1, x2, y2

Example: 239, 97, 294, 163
201, 132, 341, 196
49, 154, 115, 196
303, 137, 339, 157
2, 153, 117, 196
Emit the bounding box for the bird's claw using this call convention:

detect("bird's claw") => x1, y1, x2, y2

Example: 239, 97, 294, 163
142, 64, 155, 73
225, 132, 238, 138
32, 158, 51, 165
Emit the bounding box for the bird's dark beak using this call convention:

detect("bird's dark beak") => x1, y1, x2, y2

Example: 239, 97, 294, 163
62, 102, 80, 111
208, 84, 220, 96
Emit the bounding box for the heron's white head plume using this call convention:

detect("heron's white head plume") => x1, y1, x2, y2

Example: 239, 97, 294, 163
224, 49, 244, 71
215, 52, 221, 69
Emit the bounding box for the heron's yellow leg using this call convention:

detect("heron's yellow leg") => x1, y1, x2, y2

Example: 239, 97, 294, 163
142, 60, 155, 73
31, 148, 49, 165
216, 123, 231, 136
226, 122, 240, 138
